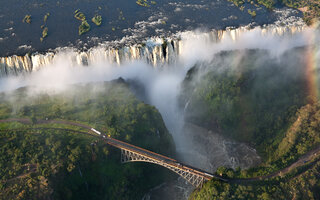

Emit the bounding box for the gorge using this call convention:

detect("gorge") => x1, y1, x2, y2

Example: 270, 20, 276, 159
1, 2, 320, 199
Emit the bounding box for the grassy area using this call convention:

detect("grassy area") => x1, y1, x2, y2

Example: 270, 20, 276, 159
0, 122, 26, 130
0, 121, 91, 135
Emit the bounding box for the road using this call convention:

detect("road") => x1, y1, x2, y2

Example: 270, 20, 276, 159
1, 118, 320, 184
0, 118, 218, 182
0, 118, 91, 129
230, 145, 320, 183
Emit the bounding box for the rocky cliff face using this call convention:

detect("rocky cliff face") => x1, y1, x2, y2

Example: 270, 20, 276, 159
0, 24, 306, 77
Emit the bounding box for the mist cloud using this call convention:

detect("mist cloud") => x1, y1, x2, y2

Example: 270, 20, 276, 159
0, 27, 319, 171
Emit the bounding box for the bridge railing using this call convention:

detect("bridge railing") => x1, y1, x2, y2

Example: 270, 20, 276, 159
104, 137, 215, 180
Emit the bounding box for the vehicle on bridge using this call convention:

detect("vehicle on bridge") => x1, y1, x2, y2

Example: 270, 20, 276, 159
91, 128, 101, 135
90, 127, 227, 187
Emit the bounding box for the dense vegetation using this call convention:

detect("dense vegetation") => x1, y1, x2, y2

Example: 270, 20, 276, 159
92, 15, 102, 26
181, 48, 320, 199
79, 21, 91, 36
281, 0, 320, 24
136, 0, 157, 7
0, 79, 175, 199
40, 13, 50, 42
190, 103, 320, 200
228, 0, 275, 10
22, 15, 31, 24
181, 49, 309, 152
228, 0, 320, 24
42, 27, 48, 39
74, 10, 91, 35
247, 9, 257, 17
43, 13, 50, 23
190, 161, 320, 200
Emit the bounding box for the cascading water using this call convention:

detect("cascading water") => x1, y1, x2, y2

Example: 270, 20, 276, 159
0, 22, 318, 200
0, 24, 307, 77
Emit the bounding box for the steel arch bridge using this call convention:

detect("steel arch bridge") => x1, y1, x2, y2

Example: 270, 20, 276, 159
96, 131, 227, 188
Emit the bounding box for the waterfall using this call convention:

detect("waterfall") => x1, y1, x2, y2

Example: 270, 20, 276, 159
0, 24, 307, 78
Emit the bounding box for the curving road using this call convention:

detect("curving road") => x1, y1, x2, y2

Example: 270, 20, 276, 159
1, 118, 320, 184
0, 118, 92, 129
230, 145, 320, 183
0, 118, 221, 183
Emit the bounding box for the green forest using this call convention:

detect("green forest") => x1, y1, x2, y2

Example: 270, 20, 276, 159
189, 103, 320, 200
0, 79, 175, 200
181, 48, 320, 199
228, 0, 320, 24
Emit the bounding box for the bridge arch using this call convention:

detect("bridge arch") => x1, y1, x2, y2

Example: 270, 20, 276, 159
121, 149, 209, 187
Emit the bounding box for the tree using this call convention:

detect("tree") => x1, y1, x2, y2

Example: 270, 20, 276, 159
67, 163, 75, 172
52, 105, 62, 118
31, 113, 37, 125
20, 106, 31, 116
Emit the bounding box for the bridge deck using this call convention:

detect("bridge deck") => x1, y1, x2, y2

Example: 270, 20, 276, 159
103, 136, 224, 181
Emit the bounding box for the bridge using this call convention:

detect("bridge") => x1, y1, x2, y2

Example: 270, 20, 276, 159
91, 128, 227, 188
2, 118, 319, 187
0, 118, 227, 188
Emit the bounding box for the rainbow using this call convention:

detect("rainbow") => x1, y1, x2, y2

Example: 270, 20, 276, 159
304, 26, 319, 104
